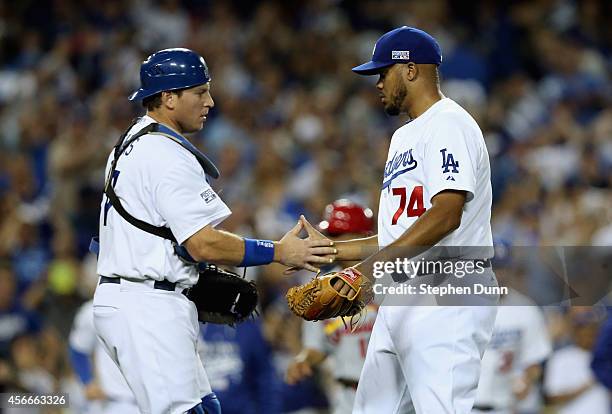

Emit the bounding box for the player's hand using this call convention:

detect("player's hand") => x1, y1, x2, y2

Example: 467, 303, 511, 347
276, 220, 336, 273
286, 357, 314, 384
283, 215, 336, 275
330, 263, 373, 295
300, 215, 328, 243
84, 382, 107, 400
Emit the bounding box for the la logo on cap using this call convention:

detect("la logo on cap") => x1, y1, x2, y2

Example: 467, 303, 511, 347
392, 50, 410, 60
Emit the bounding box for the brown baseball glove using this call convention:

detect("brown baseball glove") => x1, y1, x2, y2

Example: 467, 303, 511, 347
286, 267, 373, 321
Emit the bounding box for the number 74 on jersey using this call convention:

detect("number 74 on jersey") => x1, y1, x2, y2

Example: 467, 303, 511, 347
391, 186, 426, 225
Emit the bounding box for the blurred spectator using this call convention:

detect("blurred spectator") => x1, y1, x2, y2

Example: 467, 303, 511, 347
42, 226, 86, 337
473, 269, 552, 414
0, 262, 41, 359
591, 308, 612, 390
10, 333, 54, 394
199, 320, 281, 414
264, 297, 330, 414
543, 307, 610, 414
68, 299, 140, 413
8, 219, 50, 298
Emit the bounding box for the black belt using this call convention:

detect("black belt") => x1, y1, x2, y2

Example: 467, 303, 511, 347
472, 405, 497, 412
336, 378, 359, 389
99, 276, 178, 291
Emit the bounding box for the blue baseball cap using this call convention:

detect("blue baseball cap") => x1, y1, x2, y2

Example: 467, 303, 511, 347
352, 26, 442, 75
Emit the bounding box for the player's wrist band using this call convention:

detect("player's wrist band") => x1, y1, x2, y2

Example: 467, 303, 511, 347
239, 238, 275, 267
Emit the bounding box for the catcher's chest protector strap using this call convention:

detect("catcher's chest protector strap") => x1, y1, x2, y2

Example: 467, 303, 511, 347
90, 119, 220, 257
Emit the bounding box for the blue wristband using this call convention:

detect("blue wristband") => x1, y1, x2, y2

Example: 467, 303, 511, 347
239, 238, 275, 267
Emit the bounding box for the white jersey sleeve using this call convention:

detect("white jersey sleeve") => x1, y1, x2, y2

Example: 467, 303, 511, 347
69, 301, 96, 353
155, 148, 231, 244
543, 346, 610, 414
519, 305, 552, 367
422, 113, 480, 203
302, 320, 331, 355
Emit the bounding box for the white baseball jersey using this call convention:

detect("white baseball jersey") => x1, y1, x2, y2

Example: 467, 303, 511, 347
69, 300, 137, 404
474, 290, 552, 410
302, 304, 378, 381
377, 98, 492, 252
96, 115, 231, 286
544, 345, 611, 414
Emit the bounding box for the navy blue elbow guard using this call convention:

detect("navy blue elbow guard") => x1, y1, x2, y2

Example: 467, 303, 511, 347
239, 238, 275, 267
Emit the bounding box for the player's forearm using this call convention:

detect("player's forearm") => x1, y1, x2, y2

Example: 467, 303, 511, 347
335, 235, 379, 261
186, 222, 335, 270
300, 348, 327, 366
393, 202, 461, 247
514, 365, 542, 400
355, 194, 464, 278
524, 365, 542, 383
547, 381, 594, 404
185, 226, 245, 265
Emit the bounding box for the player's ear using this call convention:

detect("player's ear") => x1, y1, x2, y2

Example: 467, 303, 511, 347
161, 91, 176, 110
404, 63, 418, 82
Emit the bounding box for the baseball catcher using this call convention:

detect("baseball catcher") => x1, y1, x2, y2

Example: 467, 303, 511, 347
286, 267, 374, 321
91, 48, 336, 414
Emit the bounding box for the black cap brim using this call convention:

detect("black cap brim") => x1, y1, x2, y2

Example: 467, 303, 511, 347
352, 60, 394, 75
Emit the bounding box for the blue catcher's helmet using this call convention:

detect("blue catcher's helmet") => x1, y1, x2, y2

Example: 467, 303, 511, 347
128, 48, 211, 101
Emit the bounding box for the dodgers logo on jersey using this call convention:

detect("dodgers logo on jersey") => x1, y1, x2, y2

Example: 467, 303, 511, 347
382, 149, 418, 189
440, 148, 459, 177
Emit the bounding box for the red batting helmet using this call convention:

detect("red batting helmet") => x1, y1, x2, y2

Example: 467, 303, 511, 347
318, 199, 374, 236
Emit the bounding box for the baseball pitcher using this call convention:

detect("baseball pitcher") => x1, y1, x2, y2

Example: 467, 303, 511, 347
286, 27, 499, 413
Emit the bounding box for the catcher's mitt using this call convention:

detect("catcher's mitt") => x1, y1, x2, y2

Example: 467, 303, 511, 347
187, 265, 258, 326
286, 267, 373, 321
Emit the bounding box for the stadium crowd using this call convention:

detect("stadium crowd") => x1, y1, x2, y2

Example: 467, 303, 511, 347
0, 0, 609, 413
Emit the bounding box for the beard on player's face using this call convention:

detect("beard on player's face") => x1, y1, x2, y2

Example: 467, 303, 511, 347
383, 82, 407, 116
